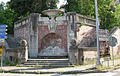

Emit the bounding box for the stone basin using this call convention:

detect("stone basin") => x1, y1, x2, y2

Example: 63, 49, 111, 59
42, 9, 63, 17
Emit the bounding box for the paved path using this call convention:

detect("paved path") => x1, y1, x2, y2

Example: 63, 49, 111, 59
0, 68, 120, 76
0, 58, 120, 76
1, 64, 95, 74
0, 73, 50, 76
2, 58, 120, 74
64, 68, 120, 76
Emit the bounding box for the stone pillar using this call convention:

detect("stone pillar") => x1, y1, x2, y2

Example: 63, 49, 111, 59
69, 46, 78, 65
29, 13, 39, 58
66, 12, 78, 65
66, 12, 76, 56
69, 47, 84, 65
69, 39, 78, 65
78, 48, 84, 65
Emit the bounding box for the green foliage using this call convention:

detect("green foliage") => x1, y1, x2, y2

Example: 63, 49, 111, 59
0, 0, 59, 34
1, 0, 119, 34
65, 0, 95, 17
115, 4, 120, 26
9, 0, 44, 19
3, 58, 19, 66
9, 0, 59, 20
0, 69, 4, 73
46, 0, 59, 9
0, 2, 16, 34
65, 0, 119, 30
97, 0, 117, 30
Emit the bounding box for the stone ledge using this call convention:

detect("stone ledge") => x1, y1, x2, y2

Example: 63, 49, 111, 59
78, 47, 97, 51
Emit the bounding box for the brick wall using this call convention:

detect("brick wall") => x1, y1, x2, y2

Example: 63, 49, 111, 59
38, 25, 67, 53
14, 25, 30, 47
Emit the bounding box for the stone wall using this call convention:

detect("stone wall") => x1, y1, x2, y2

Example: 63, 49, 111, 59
5, 50, 19, 62
38, 25, 67, 56
78, 47, 97, 59
77, 26, 96, 47
110, 28, 120, 57
14, 13, 40, 58
14, 15, 30, 51
37, 15, 68, 56
14, 13, 68, 57
69, 47, 97, 65
14, 25, 30, 47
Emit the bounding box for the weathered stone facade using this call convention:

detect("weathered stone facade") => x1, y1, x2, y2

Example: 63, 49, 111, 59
4, 35, 28, 64
38, 24, 67, 56
14, 13, 68, 58
67, 13, 110, 65
109, 27, 120, 57
13, 12, 110, 65
77, 26, 96, 47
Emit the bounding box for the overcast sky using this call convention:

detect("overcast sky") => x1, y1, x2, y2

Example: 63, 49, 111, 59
0, 0, 67, 8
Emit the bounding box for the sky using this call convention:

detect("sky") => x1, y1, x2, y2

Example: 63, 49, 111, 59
0, 0, 67, 8
57, 0, 67, 8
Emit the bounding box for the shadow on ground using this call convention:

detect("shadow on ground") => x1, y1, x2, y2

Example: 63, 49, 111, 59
3, 67, 108, 75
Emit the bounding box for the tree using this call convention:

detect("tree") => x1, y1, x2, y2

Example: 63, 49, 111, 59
0, 2, 16, 34
9, 0, 59, 20
0, 0, 59, 34
115, 4, 120, 25
46, 0, 59, 9
65, 0, 95, 17
65, 0, 118, 30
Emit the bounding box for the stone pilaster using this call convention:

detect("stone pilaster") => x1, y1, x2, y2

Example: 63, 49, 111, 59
29, 13, 39, 58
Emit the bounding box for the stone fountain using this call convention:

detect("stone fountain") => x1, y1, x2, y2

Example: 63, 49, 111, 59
38, 9, 67, 56
42, 9, 63, 32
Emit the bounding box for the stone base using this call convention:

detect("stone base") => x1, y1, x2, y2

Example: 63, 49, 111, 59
38, 46, 67, 56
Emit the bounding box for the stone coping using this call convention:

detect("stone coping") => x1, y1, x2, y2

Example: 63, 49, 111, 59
78, 47, 97, 51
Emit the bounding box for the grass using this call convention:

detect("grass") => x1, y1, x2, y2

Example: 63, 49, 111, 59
95, 62, 120, 71
16, 64, 21, 67
0, 69, 4, 73
19, 70, 23, 72
84, 58, 97, 65
36, 70, 41, 74
36, 63, 39, 67
74, 56, 120, 71
112, 56, 120, 60
116, 63, 120, 66
82, 56, 120, 66
3, 58, 19, 66
97, 66, 113, 71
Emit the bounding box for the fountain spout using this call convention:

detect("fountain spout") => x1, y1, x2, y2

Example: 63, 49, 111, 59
42, 9, 63, 32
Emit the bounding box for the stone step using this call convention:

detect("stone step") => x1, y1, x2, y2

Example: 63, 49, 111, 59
27, 58, 69, 61
27, 59, 69, 63
27, 59, 69, 62
25, 59, 70, 64
25, 61, 69, 63
37, 56, 68, 59
22, 58, 72, 67
24, 62, 70, 65
22, 64, 73, 67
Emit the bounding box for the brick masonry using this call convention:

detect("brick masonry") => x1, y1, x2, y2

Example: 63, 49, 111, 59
14, 25, 30, 47
14, 13, 68, 57
14, 12, 109, 59
38, 25, 67, 53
